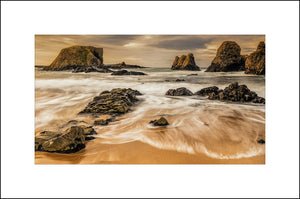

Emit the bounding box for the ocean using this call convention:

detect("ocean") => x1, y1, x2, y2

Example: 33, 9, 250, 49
35, 67, 265, 164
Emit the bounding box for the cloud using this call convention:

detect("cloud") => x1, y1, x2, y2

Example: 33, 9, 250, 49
151, 36, 213, 50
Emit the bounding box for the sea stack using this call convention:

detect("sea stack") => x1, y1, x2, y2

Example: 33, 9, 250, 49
171, 53, 200, 71
245, 41, 265, 75
43, 46, 103, 71
205, 41, 246, 72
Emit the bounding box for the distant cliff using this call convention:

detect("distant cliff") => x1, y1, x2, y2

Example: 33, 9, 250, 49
171, 53, 200, 71
43, 46, 103, 71
205, 41, 246, 72
245, 42, 265, 75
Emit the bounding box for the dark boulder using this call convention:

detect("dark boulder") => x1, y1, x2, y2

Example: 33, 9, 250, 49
165, 87, 193, 96
195, 82, 265, 104
72, 66, 112, 73
35, 126, 96, 153
171, 53, 200, 71
108, 62, 145, 69
111, 70, 146, 76
150, 117, 169, 126
205, 41, 246, 72
194, 86, 219, 96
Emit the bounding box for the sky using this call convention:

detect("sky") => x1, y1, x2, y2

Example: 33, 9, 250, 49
35, 35, 265, 68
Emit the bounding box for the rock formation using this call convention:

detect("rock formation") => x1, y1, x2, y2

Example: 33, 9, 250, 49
165, 87, 193, 96
35, 126, 97, 153
194, 82, 265, 104
245, 41, 265, 75
150, 117, 169, 126
171, 53, 200, 71
79, 88, 142, 116
111, 70, 146, 76
43, 46, 103, 71
108, 62, 145, 69
205, 41, 246, 72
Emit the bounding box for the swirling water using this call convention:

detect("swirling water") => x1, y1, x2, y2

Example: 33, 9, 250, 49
35, 67, 265, 163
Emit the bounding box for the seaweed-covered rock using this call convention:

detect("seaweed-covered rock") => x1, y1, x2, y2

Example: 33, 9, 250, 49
111, 70, 146, 76
35, 126, 94, 153
194, 86, 219, 96
150, 117, 169, 126
195, 82, 265, 104
44, 46, 103, 71
171, 53, 200, 71
79, 88, 141, 116
245, 41, 265, 75
205, 41, 245, 72
165, 87, 193, 96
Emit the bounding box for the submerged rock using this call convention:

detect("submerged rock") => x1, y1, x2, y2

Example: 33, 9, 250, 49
43, 46, 104, 71
111, 70, 146, 76
171, 53, 200, 71
194, 82, 265, 104
150, 117, 169, 126
205, 41, 246, 72
79, 88, 141, 116
165, 87, 193, 96
245, 41, 265, 75
35, 126, 97, 153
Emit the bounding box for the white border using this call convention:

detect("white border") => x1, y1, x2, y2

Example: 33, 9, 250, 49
1, 1, 299, 198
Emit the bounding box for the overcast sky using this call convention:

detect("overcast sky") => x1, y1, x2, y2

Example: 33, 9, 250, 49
35, 35, 265, 67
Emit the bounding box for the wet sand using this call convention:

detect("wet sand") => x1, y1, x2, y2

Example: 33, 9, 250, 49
35, 140, 265, 164
35, 104, 265, 164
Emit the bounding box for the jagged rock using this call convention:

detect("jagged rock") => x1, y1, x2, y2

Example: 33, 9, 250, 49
108, 62, 145, 69
79, 88, 141, 116
43, 46, 104, 71
111, 70, 146, 76
171, 53, 200, 71
205, 41, 246, 72
165, 87, 193, 96
150, 117, 169, 126
35, 126, 96, 153
245, 41, 265, 75
194, 82, 265, 104
194, 86, 219, 96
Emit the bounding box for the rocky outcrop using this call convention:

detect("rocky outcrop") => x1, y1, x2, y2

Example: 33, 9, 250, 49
43, 46, 103, 71
205, 41, 245, 72
111, 70, 146, 76
150, 117, 169, 126
72, 66, 112, 73
171, 53, 200, 71
194, 82, 265, 104
79, 88, 142, 116
245, 41, 265, 75
35, 126, 97, 153
108, 62, 145, 69
165, 87, 193, 96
